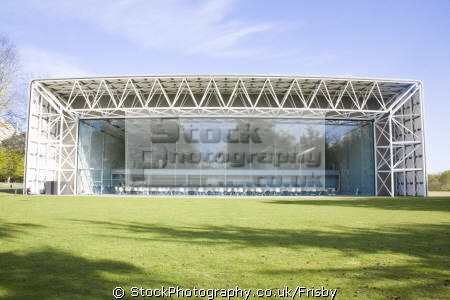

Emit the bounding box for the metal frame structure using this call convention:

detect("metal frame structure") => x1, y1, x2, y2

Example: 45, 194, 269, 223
24, 75, 427, 196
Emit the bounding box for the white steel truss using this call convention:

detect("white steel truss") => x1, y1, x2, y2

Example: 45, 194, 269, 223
24, 75, 427, 196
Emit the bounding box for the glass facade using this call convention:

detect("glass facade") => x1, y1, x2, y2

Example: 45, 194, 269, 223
77, 118, 374, 196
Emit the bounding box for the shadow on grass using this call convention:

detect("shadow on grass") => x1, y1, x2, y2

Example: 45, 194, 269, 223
0, 220, 174, 299
266, 197, 450, 212
72, 219, 450, 297
0, 220, 43, 239
71, 219, 450, 258
0, 190, 15, 195
262, 263, 450, 299
0, 248, 147, 299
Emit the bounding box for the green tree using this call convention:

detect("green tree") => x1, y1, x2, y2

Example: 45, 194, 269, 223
438, 170, 450, 187
13, 149, 24, 179
0, 147, 6, 179
428, 171, 450, 191
0, 146, 23, 182
428, 175, 441, 191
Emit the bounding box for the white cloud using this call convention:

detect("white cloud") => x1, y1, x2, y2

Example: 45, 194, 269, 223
19, 46, 90, 78
33, 0, 278, 57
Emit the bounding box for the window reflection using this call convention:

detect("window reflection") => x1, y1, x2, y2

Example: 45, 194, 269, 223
77, 118, 374, 196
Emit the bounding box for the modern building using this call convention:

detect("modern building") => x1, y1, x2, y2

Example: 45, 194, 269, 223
24, 75, 427, 196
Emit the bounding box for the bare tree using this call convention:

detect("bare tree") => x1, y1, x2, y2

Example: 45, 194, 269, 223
0, 36, 26, 131
0, 36, 18, 119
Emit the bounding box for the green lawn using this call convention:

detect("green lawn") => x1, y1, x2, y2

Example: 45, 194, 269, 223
0, 194, 449, 300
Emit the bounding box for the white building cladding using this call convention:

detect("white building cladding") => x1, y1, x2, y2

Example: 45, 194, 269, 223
24, 75, 427, 196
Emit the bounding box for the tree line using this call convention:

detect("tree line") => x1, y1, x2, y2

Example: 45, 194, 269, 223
428, 170, 450, 191
0, 132, 25, 182
0, 145, 24, 182
1, 35, 26, 184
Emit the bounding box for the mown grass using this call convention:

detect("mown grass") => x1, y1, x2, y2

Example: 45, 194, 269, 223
0, 194, 449, 299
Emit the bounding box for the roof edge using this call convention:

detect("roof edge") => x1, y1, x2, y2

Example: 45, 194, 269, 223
31, 74, 422, 85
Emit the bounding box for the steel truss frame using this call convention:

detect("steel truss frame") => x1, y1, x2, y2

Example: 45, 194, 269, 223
24, 75, 426, 196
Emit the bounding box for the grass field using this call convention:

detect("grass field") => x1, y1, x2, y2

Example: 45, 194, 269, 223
0, 194, 449, 300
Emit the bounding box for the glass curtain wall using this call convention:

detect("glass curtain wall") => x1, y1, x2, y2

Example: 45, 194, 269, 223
77, 119, 125, 195
325, 120, 374, 195
77, 118, 374, 196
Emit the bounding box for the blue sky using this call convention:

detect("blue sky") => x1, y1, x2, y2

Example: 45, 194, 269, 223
1, 0, 449, 173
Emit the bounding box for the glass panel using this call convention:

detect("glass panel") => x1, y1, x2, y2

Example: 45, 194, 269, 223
77, 118, 374, 196
77, 119, 125, 195
325, 120, 375, 195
